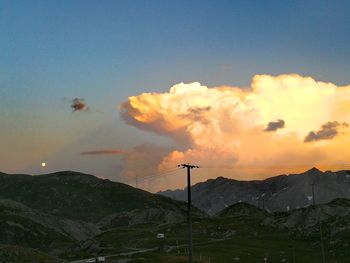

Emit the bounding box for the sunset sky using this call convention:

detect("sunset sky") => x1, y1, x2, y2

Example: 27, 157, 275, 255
1, 0, 350, 191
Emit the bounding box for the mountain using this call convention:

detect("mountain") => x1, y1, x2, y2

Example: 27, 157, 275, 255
0, 171, 202, 228
159, 168, 350, 215
0, 170, 206, 260
1, 170, 349, 262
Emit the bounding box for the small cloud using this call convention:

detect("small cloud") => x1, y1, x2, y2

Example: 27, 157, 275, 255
71, 98, 89, 112
80, 149, 128, 155
304, 121, 349, 142
264, 119, 285, 132
221, 64, 233, 71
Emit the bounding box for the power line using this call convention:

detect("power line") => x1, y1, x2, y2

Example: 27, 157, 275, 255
136, 167, 181, 182
125, 167, 182, 187
136, 166, 180, 180
136, 169, 182, 185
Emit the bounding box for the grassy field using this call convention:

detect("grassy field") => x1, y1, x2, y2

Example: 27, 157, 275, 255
68, 214, 349, 263
0, 245, 63, 263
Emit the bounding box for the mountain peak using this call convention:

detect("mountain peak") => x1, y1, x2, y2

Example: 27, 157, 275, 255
305, 167, 323, 175
39, 171, 97, 181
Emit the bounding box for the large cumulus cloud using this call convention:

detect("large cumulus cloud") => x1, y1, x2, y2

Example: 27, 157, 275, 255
120, 74, 350, 188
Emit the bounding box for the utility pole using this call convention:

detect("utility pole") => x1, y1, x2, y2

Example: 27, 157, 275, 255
135, 175, 138, 188
259, 194, 265, 210
178, 163, 199, 263
262, 196, 265, 210
312, 182, 326, 263
319, 217, 326, 263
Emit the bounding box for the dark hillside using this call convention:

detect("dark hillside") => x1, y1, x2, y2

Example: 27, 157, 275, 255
0, 171, 203, 224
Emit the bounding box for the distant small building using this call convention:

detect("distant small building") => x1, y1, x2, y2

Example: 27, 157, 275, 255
85, 257, 105, 263
157, 233, 165, 239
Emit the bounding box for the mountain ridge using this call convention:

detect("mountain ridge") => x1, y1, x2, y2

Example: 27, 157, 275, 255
159, 167, 350, 215
1, 169, 350, 262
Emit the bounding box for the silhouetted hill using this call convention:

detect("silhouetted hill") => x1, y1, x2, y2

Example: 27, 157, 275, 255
216, 202, 269, 219
159, 168, 350, 215
0, 171, 203, 227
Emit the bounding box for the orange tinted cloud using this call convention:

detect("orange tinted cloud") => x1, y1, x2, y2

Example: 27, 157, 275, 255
120, 74, 350, 189
80, 149, 127, 155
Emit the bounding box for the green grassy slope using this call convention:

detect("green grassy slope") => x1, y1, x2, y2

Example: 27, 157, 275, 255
0, 200, 73, 251
72, 200, 350, 263
0, 171, 202, 224
0, 245, 64, 263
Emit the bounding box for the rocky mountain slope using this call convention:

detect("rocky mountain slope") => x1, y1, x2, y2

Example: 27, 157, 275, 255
219, 197, 350, 256
272, 198, 350, 230
219, 198, 350, 228
159, 167, 350, 215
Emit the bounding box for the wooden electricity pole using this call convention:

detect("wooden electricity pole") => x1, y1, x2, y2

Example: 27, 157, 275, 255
311, 183, 315, 205
178, 163, 199, 263
312, 182, 326, 263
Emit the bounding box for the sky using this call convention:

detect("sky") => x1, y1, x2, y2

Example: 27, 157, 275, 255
1, 0, 350, 191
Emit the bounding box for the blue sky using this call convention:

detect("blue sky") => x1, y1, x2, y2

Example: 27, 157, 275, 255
1, 0, 350, 187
